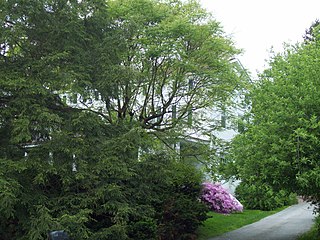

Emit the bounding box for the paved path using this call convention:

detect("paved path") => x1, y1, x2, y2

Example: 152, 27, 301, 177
208, 202, 316, 240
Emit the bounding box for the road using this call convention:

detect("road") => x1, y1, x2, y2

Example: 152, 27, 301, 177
208, 202, 316, 240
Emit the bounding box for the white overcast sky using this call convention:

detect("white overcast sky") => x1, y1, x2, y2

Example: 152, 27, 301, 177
199, 0, 320, 78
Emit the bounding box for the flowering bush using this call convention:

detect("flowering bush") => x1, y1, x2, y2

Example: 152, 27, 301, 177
201, 182, 243, 214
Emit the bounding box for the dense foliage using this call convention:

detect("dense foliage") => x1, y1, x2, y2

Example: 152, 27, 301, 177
134, 154, 209, 240
235, 182, 297, 211
0, 120, 209, 239
201, 182, 243, 214
0, 0, 243, 239
230, 23, 320, 215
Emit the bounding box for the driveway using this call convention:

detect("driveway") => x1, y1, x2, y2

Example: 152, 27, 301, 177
208, 202, 316, 240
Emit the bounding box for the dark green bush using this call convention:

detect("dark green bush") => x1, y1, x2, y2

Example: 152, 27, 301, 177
0, 116, 210, 240
130, 153, 209, 240
128, 219, 157, 240
316, 215, 320, 237
235, 181, 297, 211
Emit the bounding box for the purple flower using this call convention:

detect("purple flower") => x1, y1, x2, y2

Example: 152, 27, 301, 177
201, 182, 243, 214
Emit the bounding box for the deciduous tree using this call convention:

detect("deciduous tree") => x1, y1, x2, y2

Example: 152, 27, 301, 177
231, 23, 320, 214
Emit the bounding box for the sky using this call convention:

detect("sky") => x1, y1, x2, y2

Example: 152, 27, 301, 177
199, 0, 320, 79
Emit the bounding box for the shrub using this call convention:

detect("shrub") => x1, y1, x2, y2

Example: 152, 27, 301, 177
0, 133, 209, 240
128, 218, 157, 240
132, 153, 209, 240
316, 215, 320, 238
201, 182, 243, 214
235, 181, 297, 211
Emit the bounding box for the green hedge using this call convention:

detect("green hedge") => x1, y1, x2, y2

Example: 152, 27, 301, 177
235, 181, 297, 211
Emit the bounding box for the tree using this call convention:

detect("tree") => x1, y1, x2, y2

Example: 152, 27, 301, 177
74, 0, 242, 131
231, 24, 320, 215
304, 19, 320, 42
0, 0, 243, 239
0, 0, 244, 142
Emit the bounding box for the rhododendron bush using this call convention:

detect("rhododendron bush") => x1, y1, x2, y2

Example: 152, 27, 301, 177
201, 182, 243, 214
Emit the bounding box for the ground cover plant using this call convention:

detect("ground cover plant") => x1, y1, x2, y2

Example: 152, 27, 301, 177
298, 226, 320, 240
196, 206, 287, 240
297, 215, 320, 240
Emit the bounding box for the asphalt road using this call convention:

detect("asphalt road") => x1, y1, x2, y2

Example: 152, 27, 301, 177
208, 202, 316, 240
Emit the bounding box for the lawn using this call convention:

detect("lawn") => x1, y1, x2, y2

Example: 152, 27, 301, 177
196, 207, 287, 240
297, 225, 320, 240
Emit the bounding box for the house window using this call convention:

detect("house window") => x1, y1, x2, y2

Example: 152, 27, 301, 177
221, 109, 226, 128
157, 107, 161, 122
187, 108, 193, 125
71, 93, 77, 104
188, 79, 194, 125
172, 104, 177, 120
94, 91, 100, 101
237, 115, 245, 133
188, 78, 194, 90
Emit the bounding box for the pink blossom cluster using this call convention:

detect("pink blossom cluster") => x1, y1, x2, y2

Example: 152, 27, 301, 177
201, 182, 243, 214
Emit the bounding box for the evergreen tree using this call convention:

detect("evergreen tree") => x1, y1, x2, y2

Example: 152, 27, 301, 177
0, 0, 243, 239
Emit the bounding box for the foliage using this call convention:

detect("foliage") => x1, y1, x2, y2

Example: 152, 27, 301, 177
297, 216, 320, 240
0, 121, 208, 239
230, 22, 320, 215
131, 153, 209, 240
201, 182, 243, 214
317, 216, 320, 237
0, 0, 242, 239
103, 0, 243, 131
235, 181, 297, 211
303, 19, 320, 43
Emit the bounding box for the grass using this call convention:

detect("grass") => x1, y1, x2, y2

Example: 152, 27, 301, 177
297, 225, 320, 240
196, 207, 287, 240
